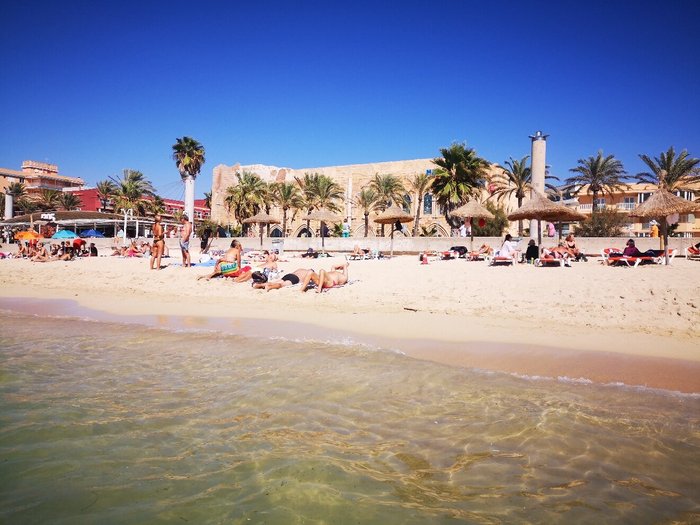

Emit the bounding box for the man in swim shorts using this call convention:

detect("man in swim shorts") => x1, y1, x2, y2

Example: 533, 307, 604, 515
179, 215, 192, 268
252, 268, 315, 291
197, 240, 249, 280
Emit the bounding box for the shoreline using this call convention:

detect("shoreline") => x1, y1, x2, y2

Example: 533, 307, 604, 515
2, 294, 699, 394
1, 254, 698, 393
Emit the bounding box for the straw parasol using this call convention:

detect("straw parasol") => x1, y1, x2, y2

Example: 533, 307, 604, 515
243, 211, 281, 247
451, 199, 495, 249
629, 170, 700, 265
508, 191, 586, 246
306, 209, 341, 251
374, 206, 414, 257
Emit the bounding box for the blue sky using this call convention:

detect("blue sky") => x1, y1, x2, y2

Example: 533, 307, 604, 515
2, 0, 699, 201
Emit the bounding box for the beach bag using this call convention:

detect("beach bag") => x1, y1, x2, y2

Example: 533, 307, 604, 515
251, 270, 268, 283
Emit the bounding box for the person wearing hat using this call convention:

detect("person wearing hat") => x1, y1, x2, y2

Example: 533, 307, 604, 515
650, 220, 659, 238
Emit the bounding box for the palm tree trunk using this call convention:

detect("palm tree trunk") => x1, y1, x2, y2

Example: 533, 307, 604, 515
413, 192, 422, 236
517, 196, 523, 236
364, 214, 369, 237
282, 209, 288, 237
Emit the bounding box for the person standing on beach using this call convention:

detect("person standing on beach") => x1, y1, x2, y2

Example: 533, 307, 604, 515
179, 215, 192, 268
150, 214, 165, 270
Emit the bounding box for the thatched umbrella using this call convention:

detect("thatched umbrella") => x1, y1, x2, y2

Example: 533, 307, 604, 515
374, 206, 414, 257
450, 199, 495, 249
629, 170, 700, 265
508, 191, 586, 247
306, 209, 341, 251
243, 211, 281, 248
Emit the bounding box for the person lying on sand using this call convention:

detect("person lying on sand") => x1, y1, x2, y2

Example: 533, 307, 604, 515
252, 268, 315, 291
300, 262, 349, 293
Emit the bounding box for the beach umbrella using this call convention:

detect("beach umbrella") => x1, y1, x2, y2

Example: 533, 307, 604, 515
243, 211, 281, 247
80, 229, 105, 238
52, 229, 78, 239
306, 209, 341, 251
373, 206, 414, 257
629, 170, 700, 265
450, 199, 495, 249
14, 230, 43, 241
508, 191, 586, 247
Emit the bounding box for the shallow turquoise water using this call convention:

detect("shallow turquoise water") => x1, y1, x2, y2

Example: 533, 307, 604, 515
0, 311, 698, 524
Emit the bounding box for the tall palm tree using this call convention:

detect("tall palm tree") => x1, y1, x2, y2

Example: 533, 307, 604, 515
146, 195, 166, 216
369, 173, 405, 235
491, 156, 531, 236
307, 174, 343, 237
272, 182, 303, 237
431, 142, 489, 226
95, 180, 117, 212
172, 136, 206, 224
58, 192, 82, 211
109, 169, 156, 216
637, 146, 700, 191
16, 197, 38, 215
566, 151, 627, 210
36, 189, 61, 211
224, 171, 266, 233
354, 187, 381, 237
409, 172, 431, 236
203, 191, 212, 209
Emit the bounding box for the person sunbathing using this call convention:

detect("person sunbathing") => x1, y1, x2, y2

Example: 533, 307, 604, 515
197, 240, 250, 280
233, 249, 279, 283
300, 262, 349, 293
31, 243, 50, 262
252, 268, 316, 291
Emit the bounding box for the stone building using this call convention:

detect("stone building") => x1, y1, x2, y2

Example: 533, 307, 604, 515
210, 158, 504, 237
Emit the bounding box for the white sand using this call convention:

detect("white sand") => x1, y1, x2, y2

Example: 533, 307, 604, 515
1, 252, 699, 391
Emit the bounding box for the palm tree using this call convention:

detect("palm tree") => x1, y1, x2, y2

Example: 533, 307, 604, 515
354, 187, 381, 237
36, 189, 61, 211
369, 173, 405, 235
95, 180, 117, 212
637, 146, 700, 191
203, 191, 212, 209
431, 142, 489, 226
146, 195, 166, 216
58, 192, 82, 211
16, 197, 37, 215
409, 172, 431, 236
272, 182, 303, 237
109, 169, 156, 216
172, 136, 206, 224
295, 172, 343, 235
566, 151, 627, 210
4, 181, 26, 218
491, 156, 531, 235
224, 171, 266, 233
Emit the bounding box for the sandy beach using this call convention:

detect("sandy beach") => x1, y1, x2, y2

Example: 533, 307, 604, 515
1, 251, 699, 393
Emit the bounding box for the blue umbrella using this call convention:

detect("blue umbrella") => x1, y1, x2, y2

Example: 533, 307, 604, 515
80, 229, 105, 238
52, 229, 78, 239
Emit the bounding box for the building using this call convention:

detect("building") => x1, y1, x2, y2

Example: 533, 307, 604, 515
0, 161, 84, 196
568, 182, 700, 238
210, 159, 504, 237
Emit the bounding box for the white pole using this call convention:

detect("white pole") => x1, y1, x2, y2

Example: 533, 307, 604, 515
4, 194, 13, 220
529, 131, 548, 240
184, 175, 195, 228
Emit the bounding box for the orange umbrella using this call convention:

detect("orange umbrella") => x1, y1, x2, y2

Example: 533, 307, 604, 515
14, 230, 43, 241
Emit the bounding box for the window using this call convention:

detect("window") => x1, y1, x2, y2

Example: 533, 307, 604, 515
423, 194, 433, 215
593, 197, 606, 210
638, 192, 652, 203
403, 194, 411, 214
675, 190, 694, 201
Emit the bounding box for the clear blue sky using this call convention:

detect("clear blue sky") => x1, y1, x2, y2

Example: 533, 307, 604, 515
2, 0, 698, 201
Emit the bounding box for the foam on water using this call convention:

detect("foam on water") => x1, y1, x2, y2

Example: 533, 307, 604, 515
1, 311, 699, 524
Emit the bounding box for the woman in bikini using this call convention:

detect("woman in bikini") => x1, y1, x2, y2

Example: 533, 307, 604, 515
150, 214, 165, 270
300, 263, 349, 293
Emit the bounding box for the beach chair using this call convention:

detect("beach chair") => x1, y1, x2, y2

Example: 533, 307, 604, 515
487, 255, 515, 266
684, 246, 700, 261
534, 256, 565, 267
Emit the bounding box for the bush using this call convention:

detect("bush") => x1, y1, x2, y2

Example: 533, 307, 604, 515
575, 209, 626, 237
472, 201, 509, 237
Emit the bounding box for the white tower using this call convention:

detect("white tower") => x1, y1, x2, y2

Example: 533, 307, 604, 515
529, 131, 548, 239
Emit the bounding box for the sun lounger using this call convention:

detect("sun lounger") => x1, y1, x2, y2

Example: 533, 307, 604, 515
487, 255, 515, 266
534, 256, 566, 267
606, 255, 659, 267
685, 246, 700, 261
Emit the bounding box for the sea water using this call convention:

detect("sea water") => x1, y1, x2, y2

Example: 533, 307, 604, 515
0, 310, 698, 524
